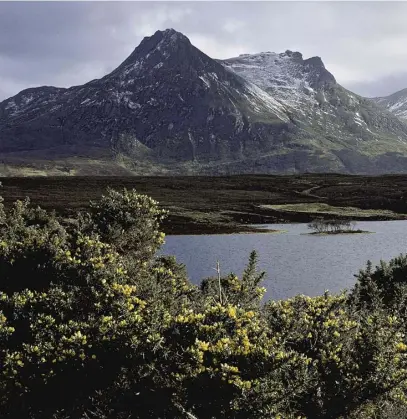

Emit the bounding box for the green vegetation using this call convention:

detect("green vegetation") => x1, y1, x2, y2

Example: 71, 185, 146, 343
1, 186, 407, 418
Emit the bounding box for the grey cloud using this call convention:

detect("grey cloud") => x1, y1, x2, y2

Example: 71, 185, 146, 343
346, 73, 407, 98
2, 2, 407, 100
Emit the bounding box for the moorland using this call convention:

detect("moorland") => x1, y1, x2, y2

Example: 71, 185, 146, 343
1, 173, 407, 234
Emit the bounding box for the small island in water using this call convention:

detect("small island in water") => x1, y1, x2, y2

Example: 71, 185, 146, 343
307, 219, 372, 235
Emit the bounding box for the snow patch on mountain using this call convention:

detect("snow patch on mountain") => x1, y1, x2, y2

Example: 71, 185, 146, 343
5, 100, 17, 111
222, 49, 406, 144
373, 89, 407, 120
354, 112, 367, 126
222, 51, 320, 114
199, 75, 211, 89
242, 80, 289, 122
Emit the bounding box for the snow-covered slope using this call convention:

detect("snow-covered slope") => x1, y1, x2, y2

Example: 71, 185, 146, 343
373, 88, 407, 120
222, 51, 334, 116
222, 51, 407, 151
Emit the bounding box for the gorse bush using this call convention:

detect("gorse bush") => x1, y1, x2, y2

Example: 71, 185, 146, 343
80, 187, 167, 259
0, 187, 407, 418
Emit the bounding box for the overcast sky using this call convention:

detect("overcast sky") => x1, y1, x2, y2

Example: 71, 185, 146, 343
2, 1, 407, 101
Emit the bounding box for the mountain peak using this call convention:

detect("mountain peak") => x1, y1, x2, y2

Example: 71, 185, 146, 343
148, 28, 189, 46
283, 50, 303, 60
162, 28, 177, 35
159, 28, 182, 37
142, 28, 190, 50
303, 56, 325, 69
107, 28, 192, 77
223, 48, 336, 93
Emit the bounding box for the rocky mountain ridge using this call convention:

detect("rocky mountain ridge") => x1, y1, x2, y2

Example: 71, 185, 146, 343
2, 28, 407, 175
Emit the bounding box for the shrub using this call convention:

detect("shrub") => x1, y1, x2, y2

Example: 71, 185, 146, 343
0, 190, 175, 418
350, 256, 407, 310
308, 218, 354, 234
80, 187, 167, 260
200, 250, 266, 309
0, 188, 407, 418
265, 293, 407, 418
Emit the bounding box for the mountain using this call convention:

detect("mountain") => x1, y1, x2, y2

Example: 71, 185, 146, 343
2, 28, 407, 175
373, 88, 407, 121
223, 52, 407, 173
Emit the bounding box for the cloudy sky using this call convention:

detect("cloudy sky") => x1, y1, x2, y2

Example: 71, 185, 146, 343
1, 1, 407, 101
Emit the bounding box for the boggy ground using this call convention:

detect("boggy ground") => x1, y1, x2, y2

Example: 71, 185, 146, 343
1, 174, 407, 234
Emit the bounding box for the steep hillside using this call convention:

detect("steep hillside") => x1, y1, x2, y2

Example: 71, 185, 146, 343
2, 29, 407, 175
223, 52, 407, 169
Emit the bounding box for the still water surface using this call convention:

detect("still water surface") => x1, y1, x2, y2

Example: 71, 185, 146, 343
161, 221, 407, 301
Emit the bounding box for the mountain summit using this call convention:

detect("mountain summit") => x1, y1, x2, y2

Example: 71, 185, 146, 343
109, 29, 198, 76
1, 29, 407, 175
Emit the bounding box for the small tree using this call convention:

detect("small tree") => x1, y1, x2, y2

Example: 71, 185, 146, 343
308, 218, 355, 234
308, 219, 327, 233
350, 254, 407, 310
200, 250, 266, 309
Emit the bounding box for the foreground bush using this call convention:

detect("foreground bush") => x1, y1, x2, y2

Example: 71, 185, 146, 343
0, 188, 407, 418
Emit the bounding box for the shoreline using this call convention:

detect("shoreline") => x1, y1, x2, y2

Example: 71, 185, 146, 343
164, 223, 381, 236
164, 226, 284, 236
305, 230, 373, 236
163, 221, 394, 236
